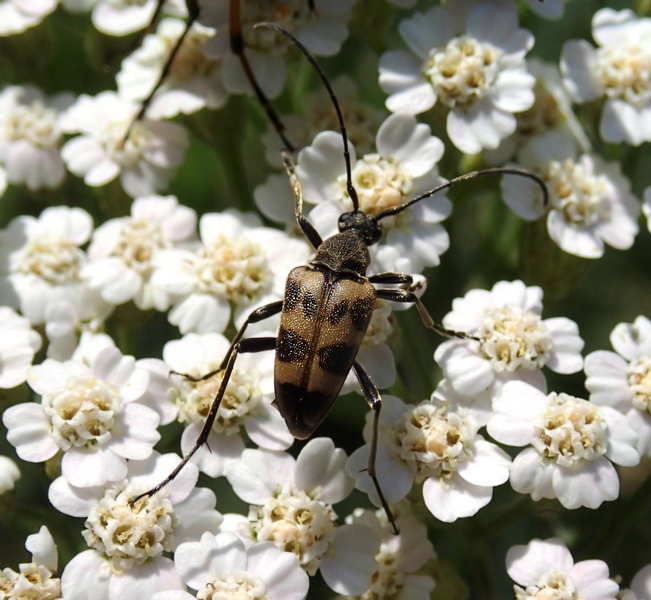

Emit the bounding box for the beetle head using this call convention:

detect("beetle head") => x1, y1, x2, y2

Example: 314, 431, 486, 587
338, 210, 382, 246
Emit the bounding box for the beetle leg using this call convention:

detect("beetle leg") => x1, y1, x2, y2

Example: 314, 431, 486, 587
120, 0, 201, 146
368, 272, 413, 285
352, 361, 399, 535
105, 0, 168, 71
122, 0, 296, 150
375, 287, 476, 340
131, 336, 277, 504
171, 300, 283, 383
282, 151, 324, 250
230, 0, 295, 151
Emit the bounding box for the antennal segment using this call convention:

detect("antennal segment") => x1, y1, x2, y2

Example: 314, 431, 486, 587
375, 167, 549, 222
254, 22, 359, 212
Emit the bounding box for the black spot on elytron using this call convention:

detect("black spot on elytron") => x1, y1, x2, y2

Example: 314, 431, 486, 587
273, 382, 331, 439
350, 296, 374, 330
327, 299, 349, 325
277, 328, 309, 363
284, 279, 301, 312
302, 290, 317, 319
317, 343, 357, 375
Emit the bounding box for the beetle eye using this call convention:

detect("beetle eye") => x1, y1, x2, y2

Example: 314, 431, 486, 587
365, 222, 382, 246
337, 211, 358, 231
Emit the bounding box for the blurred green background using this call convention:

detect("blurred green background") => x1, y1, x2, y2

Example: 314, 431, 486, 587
1, 0, 651, 598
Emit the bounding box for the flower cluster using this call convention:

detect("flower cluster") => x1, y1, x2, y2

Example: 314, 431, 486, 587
506, 538, 619, 599
1, 0, 650, 598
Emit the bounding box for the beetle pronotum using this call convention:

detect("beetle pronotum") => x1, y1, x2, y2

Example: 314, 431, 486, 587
132, 23, 548, 534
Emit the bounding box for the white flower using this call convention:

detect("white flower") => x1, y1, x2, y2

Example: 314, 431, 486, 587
337, 508, 436, 600
201, 0, 355, 102
483, 59, 590, 165
527, 0, 571, 20
561, 8, 651, 145
259, 75, 387, 173
0, 206, 109, 328
43, 292, 114, 361
256, 75, 388, 228
68, 329, 116, 365
432, 377, 495, 428
49, 451, 222, 600
0, 306, 41, 388
134, 357, 180, 427
151, 209, 310, 334
378, 0, 535, 154
644, 186, 651, 233
347, 394, 511, 523
151, 532, 310, 600
625, 564, 651, 600
0, 526, 61, 599
61, 331, 178, 425
506, 538, 619, 599
0, 455, 20, 495
222, 438, 380, 596
3, 345, 160, 488
60, 91, 189, 197
434, 280, 584, 396
289, 112, 451, 274
61, 0, 185, 36
253, 172, 298, 229
81, 195, 197, 310
163, 331, 292, 477
487, 380, 640, 509
500, 130, 640, 258
117, 18, 228, 120
585, 315, 651, 458
0, 0, 57, 35
0, 85, 72, 190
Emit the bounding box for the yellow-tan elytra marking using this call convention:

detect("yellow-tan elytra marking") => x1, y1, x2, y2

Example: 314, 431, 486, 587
131, 24, 549, 535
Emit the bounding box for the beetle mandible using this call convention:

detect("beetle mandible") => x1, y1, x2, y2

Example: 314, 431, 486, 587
132, 23, 548, 534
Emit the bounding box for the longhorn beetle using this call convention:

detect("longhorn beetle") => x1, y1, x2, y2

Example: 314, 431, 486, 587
132, 24, 549, 534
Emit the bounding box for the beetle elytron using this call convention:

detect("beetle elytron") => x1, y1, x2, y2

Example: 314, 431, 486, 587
133, 24, 548, 534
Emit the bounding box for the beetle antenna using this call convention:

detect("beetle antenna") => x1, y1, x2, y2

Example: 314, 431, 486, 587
253, 22, 359, 211
375, 167, 549, 222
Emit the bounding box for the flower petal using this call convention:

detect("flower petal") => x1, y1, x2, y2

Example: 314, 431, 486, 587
247, 542, 310, 600
320, 524, 380, 596
295, 437, 354, 504
506, 538, 574, 586
225, 448, 295, 504
457, 438, 511, 486
422, 473, 492, 522
61, 446, 127, 487
552, 457, 619, 509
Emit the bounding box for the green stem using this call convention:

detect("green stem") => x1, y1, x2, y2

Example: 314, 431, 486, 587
189, 99, 253, 213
